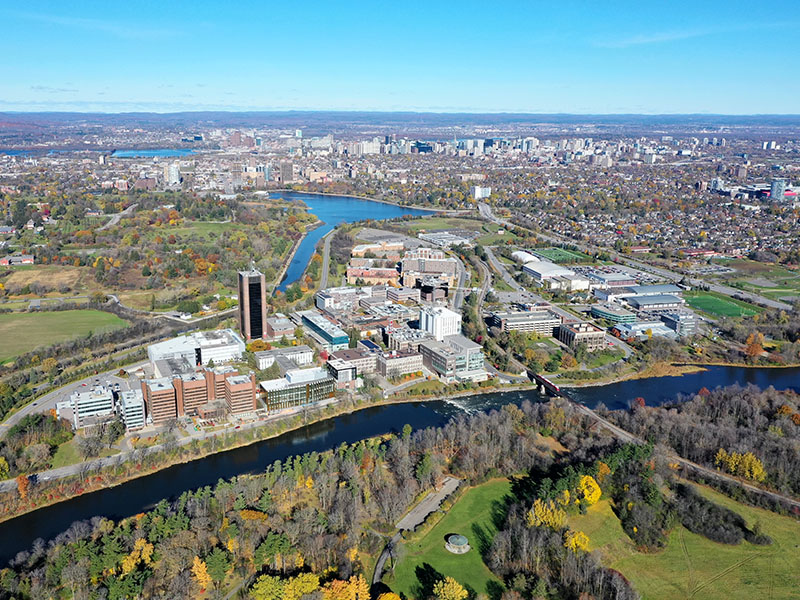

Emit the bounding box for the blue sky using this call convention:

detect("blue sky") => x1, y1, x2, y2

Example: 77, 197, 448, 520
1, 1, 798, 114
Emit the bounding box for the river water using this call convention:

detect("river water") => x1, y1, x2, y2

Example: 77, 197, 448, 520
275, 192, 433, 291
0, 365, 797, 564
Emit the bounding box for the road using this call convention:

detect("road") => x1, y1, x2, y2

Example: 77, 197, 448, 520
0, 363, 144, 440
572, 402, 800, 511
478, 202, 792, 312
319, 230, 335, 289
484, 246, 524, 292
0, 398, 339, 492
106, 294, 237, 324
98, 203, 138, 231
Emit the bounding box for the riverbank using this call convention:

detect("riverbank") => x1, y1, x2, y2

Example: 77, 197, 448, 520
268, 188, 475, 214
270, 218, 322, 291
0, 382, 533, 525
558, 362, 708, 389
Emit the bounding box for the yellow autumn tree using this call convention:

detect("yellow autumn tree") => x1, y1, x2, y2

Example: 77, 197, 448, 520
433, 577, 468, 600
191, 556, 212, 590
377, 594, 402, 600
283, 573, 320, 600
526, 498, 566, 529
322, 575, 369, 600
578, 475, 602, 505
564, 529, 590, 553
715, 448, 767, 482
595, 461, 611, 483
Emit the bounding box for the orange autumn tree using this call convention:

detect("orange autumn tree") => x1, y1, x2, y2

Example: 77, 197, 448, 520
16, 475, 29, 500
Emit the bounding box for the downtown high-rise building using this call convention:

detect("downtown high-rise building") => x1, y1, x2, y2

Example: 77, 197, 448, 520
238, 268, 267, 341
771, 178, 787, 201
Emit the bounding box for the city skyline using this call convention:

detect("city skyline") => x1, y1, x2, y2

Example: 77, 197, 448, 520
2, 1, 799, 114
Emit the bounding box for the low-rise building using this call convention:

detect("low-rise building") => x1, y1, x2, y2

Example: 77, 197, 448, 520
523, 261, 575, 283
660, 312, 697, 337
378, 350, 424, 378
142, 378, 178, 425
590, 303, 637, 324
299, 310, 350, 352
613, 321, 677, 341
490, 309, 562, 336
345, 267, 400, 285
387, 286, 421, 303
557, 322, 606, 352
119, 389, 146, 431
627, 294, 685, 312
420, 334, 486, 383
147, 328, 245, 367
386, 325, 433, 352
225, 374, 257, 414
63, 386, 115, 428
329, 348, 377, 375
259, 367, 335, 411
265, 315, 295, 339
254, 345, 314, 370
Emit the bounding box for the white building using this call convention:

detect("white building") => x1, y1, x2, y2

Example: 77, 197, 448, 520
522, 261, 575, 282
254, 345, 314, 370
471, 185, 492, 200
147, 328, 245, 367
419, 305, 462, 341
119, 389, 146, 431
62, 386, 115, 428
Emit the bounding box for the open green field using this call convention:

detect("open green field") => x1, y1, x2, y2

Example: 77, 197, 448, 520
534, 247, 593, 264
388, 479, 509, 598
396, 216, 486, 235
0, 309, 129, 363
569, 484, 800, 599
147, 220, 237, 240
685, 291, 761, 317
476, 223, 519, 246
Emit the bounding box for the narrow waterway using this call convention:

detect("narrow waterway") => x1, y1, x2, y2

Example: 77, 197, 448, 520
0, 365, 798, 564
275, 192, 433, 291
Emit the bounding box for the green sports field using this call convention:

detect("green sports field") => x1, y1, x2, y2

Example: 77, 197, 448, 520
0, 309, 129, 363
570, 484, 800, 599
387, 479, 509, 598
534, 247, 592, 264
685, 291, 760, 317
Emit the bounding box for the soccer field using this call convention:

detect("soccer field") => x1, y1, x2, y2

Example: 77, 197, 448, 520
0, 309, 129, 363
685, 292, 759, 317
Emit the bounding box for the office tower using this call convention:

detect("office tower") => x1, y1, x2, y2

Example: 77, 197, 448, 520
238, 268, 267, 341
163, 162, 180, 186
770, 178, 787, 201
279, 161, 294, 183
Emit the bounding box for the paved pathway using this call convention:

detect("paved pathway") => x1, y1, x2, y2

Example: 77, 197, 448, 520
98, 203, 137, 231
374, 476, 461, 585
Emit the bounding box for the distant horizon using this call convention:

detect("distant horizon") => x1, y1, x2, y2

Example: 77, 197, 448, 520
3, 109, 800, 117
2, 2, 798, 114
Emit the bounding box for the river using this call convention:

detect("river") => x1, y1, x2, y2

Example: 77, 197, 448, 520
111, 149, 196, 158
0, 365, 798, 564
274, 192, 433, 291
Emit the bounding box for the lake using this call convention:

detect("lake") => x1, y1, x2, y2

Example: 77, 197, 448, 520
274, 192, 434, 291
0, 364, 797, 564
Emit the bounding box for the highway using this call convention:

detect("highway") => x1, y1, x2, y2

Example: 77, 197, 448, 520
319, 229, 335, 289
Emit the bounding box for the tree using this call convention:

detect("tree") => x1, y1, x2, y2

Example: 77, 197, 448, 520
250, 574, 284, 600
564, 529, 590, 553
0, 456, 9, 481
433, 576, 468, 600
578, 475, 602, 505
744, 332, 765, 360
16, 474, 29, 499
205, 547, 231, 587
526, 498, 566, 529
191, 556, 212, 591
284, 573, 320, 600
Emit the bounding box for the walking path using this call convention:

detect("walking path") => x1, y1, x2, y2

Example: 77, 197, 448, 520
373, 476, 461, 585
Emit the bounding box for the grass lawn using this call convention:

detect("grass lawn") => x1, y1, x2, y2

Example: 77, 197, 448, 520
568, 484, 800, 599
387, 479, 510, 598
0, 309, 129, 363
401, 380, 446, 396
397, 216, 487, 235
52, 437, 121, 468
685, 291, 761, 318
534, 247, 593, 264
